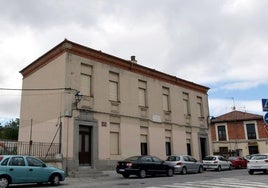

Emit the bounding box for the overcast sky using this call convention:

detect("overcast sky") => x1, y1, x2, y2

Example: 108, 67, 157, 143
0, 0, 267, 123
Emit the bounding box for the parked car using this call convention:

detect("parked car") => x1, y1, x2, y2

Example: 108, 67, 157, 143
228, 156, 248, 169
165, 155, 203, 174
116, 155, 174, 178
202, 155, 232, 171
0, 155, 65, 188
247, 154, 268, 175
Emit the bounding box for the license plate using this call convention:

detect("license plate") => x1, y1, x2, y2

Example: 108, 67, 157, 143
119, 169, 125, 172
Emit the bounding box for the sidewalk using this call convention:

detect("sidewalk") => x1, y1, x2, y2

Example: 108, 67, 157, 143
61, 170, 121, 187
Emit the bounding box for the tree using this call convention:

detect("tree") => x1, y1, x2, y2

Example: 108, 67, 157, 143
0, 118, 19, 140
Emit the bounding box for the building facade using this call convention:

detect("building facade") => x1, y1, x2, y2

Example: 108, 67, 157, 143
19, 39, 210, 174
210, 110, 267, 157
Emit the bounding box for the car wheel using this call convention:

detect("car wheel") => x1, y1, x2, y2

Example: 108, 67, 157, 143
198, 166, 203, 173
167, 168, 174, 177
0, 177, 9, 188
139, 169, 147, 178
122, 174, 130, 178
181, 167, 187, 175
238, 164, 242, 169
248, 170, 254, 175
228, 165, 232, 170
217, 165, 221, 171
50, 174, 60, 186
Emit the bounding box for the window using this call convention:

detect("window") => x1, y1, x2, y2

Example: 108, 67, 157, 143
166, 141, 171, 156
217, 125, 227, 141
80, 64, 92, 96
138, 80, 147, 107
248, 146, 259, 155
183, 92, 190, 115
162, 87, 170, 111
110, 123, 120, 155
165, 130, 172, 156
197, 96, 203, 117
26, 157, 44, 167
140, 135, 148, 155
109, 72, 119, 101
140, 126, 148, 155
187, 142, 192, 156
219, 147, 228, 155
245, 123, 257, 139
9, 157, 25, 166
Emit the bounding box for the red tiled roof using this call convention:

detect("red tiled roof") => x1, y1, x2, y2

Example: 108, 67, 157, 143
211, 110, 263, 123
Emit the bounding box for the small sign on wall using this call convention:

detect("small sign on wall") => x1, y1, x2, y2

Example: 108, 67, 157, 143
101, 122, 107, 127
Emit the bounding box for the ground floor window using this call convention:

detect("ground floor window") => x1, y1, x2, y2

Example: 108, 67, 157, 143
165, 140, 171, 156
140, 134, 148, 155
110, 132, 119, 155
219, 147, 228, 155
187, 143, 191, 156
248, 145, 259, 155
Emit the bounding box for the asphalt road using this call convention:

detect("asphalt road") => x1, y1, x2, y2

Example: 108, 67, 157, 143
9, 168, 268, 188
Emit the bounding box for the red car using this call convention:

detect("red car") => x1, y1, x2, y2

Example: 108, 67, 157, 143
228, 156, 248, 169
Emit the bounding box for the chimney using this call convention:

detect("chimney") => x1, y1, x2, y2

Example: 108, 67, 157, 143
130, 56, 137, 63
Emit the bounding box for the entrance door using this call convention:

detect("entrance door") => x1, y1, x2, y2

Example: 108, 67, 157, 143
79, 126, 92, 165
200, 138, 206, 159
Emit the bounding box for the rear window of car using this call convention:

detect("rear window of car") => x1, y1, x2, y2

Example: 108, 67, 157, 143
251, 155, 268, 160
228, 157, 236, 160
166, 156, 180, 161
203, 156, 216, 161
125, 156, 139, 161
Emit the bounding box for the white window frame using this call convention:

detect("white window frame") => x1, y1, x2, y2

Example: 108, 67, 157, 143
244, 121, 259, 140
183, 92, 190, 115
162, 87, 170, 111
216, 123, 229, 141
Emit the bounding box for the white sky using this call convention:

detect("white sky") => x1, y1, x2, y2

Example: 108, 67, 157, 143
0, 0, 268, 122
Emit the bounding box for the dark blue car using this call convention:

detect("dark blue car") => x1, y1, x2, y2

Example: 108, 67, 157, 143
116, 155, 174, 178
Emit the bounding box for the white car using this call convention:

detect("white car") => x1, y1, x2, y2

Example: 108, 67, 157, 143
202, 155, 232, 171
247, 154, 268, 175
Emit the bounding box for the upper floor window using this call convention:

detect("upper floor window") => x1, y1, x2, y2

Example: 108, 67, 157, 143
197, 96, 203, 117
245, 123, 257, 140
183, 92, 190, 115
109, 72, 119, 102
138, 80, 147, 107
217, 125, 227, 141
162, 87, 170, 111
80, 64, 92, 96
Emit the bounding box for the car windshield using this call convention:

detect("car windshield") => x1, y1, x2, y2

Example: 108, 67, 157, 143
166, 156, 179, 161
251, 155, 268, 160
203, 156, 216, 161
124, 156, 139, 161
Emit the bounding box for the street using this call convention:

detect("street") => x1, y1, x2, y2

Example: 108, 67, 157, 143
8, 169, 268, 188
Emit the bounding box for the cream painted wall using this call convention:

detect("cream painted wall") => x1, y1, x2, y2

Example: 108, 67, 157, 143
19, 54, 68, 143
148, 124, 166, 159
20, 50, 210, 168
171, 126, 187, 155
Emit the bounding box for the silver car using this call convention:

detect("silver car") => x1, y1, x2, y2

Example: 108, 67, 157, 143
247, 154, 268, 175
165, 155, 203, 174
202, 155, 232, 171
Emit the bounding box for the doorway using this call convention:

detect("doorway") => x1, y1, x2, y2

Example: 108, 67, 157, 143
79, 126, 92, 166
200, 137, 207, 159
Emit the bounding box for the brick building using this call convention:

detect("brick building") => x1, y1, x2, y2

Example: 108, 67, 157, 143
210, 110, 267, 157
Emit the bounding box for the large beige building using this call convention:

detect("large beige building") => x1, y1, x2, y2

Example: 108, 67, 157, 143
19, 39, 211, 174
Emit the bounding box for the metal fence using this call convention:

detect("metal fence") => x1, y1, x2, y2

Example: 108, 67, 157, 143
0, 140, 60, 159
